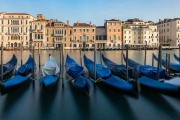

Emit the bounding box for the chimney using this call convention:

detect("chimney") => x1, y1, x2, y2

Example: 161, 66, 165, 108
89, 21, 92, 26
77, 21, 79, 26
67, 20, 69, 25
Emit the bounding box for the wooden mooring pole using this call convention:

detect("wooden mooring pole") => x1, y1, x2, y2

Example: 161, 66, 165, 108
1, 42, 3, 80
144, 41, 147, 65
125, 44, 128, 81
94, 43, 97, 81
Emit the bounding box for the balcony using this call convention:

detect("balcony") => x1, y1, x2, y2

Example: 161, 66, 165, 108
177, 29, 180, 32
54, 34, 63, 37
96, 40, 107, 43
33, 39, 43, 42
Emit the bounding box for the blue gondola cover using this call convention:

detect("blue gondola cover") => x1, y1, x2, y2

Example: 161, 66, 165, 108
124, 55, 166, 79
154, 54, 180, 72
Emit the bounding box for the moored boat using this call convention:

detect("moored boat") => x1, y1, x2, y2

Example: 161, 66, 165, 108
0, 54, 17, 80
39, 54, 60, 92
0, 55, 35, 95
154, 54, 180, 73
84, 55, 140, 97
65, 55, 90, 95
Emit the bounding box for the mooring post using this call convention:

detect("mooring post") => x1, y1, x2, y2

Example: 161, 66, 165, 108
121, 45, 123, 64
157, 44, 161, 80
62, 43, 64, 87
60, 44, 62, 74
144, 41, 147, 65
32, 46, 35, 79
152, 53, 154, 66
80, 45, 82, 66
1, 42, 3, 80
94, 43, 97, 82
166, 53, 168, 75
168, 54, 170, 75
125, 44, 128, 81
38, 42, 41, 69
159, 44, 162, 68
100, 44, 102, 65
21, 44, 23, 65
179, 44, 180, 64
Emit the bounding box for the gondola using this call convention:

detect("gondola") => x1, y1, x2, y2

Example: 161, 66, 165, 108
65, 55, 90, 95
154, 54, 180, 73
0, 54, 17, 80
123, 54, 166, 79
102, 54, 135, 80
39, 54, 60, 92
123, 54, 180, 96
0, 55, 35, 94
174, 54, 180, 63
84, 55, 140, 97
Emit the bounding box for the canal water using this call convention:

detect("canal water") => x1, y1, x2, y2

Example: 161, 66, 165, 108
0, 49, 180, 120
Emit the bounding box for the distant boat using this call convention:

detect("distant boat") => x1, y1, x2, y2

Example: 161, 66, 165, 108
65, 55, 90, 95
104, 54, 180, 96
39, 54, 60, 92
154, 54, 180, 73
0, 54, 17, 80
123, 54, 166, 79
174, 54, 180, 63
0, 55, 35, 95
84, 55, 140, 97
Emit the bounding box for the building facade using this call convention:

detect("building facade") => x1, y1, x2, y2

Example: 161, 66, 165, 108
0, 12, 35, 49
123, 25, 159, 48
96, 26, 106, 49
157, 18, 180, 46
72, 21, 96, 49
105, 19, 122, 49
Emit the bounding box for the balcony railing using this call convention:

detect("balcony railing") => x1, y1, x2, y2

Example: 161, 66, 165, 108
33, 39, 43, 41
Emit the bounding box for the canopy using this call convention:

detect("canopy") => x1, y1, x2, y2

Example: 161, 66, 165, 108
42, 55, 60, 76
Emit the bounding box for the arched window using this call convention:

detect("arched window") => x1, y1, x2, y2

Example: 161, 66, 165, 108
38, 34, 40, 39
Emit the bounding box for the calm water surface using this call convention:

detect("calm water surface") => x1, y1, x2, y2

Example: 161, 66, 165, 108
0, 49, 180, 120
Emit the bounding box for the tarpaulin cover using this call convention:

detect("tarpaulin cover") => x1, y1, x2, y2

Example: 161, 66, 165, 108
0, 54, 17, 76
40, 75, 58, 87
174, 54, 180, 62
3, 75, 30, 88
17, 55, 35, 75
139, 76, 179, 93
84, 55, 111, 78
65, 55, 89, 93
84, 55, 135, 93
65, 55, 84, 78
123, 54, 165, 79
102, 54, 135, 79
154, 54, 180, 72
42, 55, 60, 76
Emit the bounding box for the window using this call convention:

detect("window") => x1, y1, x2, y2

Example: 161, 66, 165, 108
74, 29, 76, 32
118, 29, 120, 32
109, 29, 111, 32
84, 29, 85, 32
114, 29, 116, 32
92, 29, 94, 32
167, 29, 169, 32
80, 29, 82, 32
118, 36, 120, 40
87, 29, 89, 32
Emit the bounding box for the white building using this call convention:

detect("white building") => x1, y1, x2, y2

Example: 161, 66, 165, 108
156, 18, 180, 46
0, 12, 35, 49
96, 26, 107, 49
123, 25, 159, 48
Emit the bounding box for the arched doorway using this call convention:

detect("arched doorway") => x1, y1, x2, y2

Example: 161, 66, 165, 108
11, 43, 13, 47
14, 42, 17, 47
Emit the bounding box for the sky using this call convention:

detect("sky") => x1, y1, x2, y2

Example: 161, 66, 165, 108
0, 0, 180, 26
